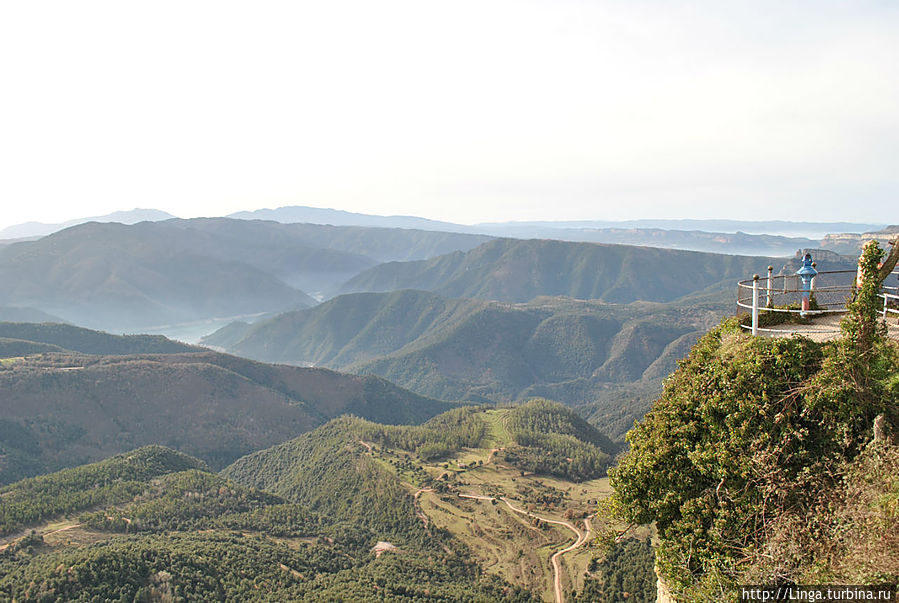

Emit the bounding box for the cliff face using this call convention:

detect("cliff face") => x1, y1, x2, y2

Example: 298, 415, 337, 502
821, 226, 899, 254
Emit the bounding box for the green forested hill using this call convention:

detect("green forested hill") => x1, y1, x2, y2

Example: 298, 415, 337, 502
202, 289, 489, 365
340, 238, 781, 303
0, 446, 206, 536
499, 399, 618, 481
0, 404, 621, 600
223, 417, 432, 543
0, 349, 453, 484
204, 290, 722, 437
0, 445, 532, 602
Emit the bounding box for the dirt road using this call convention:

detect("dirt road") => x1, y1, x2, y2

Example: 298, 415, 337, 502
459, 493, 591, 603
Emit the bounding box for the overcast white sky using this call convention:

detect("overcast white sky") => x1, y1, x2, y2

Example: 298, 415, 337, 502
1, 1, 896, 229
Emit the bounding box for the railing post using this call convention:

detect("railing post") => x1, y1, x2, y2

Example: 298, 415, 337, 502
885, 294, 890, 320
766, 265, 773, 308
752, 274, 760, 336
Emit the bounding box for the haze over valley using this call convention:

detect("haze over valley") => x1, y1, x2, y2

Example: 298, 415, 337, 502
2, 1, 897, 598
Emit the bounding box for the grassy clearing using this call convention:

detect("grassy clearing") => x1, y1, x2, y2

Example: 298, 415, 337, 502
481, 409, 514, 448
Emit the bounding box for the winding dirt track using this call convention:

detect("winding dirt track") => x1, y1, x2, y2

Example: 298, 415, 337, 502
359, 439, 591, 602
0, 522, 83, 552
459, 494, 591, 603
412, 488, 434, 527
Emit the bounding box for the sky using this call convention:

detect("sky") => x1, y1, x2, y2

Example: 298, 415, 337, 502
1, 1, 897, 230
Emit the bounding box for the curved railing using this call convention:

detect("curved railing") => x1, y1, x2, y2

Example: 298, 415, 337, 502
737, 269, 899, 336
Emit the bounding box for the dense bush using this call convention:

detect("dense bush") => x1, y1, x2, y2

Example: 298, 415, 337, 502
608, 241, 899, 600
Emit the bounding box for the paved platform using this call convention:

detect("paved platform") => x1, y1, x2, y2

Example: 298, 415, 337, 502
755, 313, 899, 343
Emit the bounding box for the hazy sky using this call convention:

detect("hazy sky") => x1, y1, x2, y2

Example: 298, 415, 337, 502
1, 1, 896, 229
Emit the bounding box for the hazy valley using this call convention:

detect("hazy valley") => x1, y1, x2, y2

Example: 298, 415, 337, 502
0, 209, 893, 602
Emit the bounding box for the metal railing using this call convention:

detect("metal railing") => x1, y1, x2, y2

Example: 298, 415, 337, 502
736, 269, 899, 337
883, 292, 899, 322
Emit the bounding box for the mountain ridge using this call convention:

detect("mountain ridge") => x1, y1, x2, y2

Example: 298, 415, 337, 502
0, 325, 454, 484
340, 238, 786, 304
0, 208, 177, 239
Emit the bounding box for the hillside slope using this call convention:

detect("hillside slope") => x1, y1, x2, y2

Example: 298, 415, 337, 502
340, 238, 784, 304
224, 403, 624, 598
0, 445, 530, 601
205, 291, 723, 436
0, 347, 452, 484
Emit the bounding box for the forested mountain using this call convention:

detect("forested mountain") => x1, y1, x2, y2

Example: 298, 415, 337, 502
0, 343, 452, 484
0, 446, 207, 536
223, 417, 431, 541
0, 400, 628, 600
222, 403, 625, 594
0, 218, 491, 331
340, 238, 783, 304
498, 399, 618, 481
223, 403, 617, 530
0, 445, 531, 602
202, 289, 489, 366
204, 290, 723, 438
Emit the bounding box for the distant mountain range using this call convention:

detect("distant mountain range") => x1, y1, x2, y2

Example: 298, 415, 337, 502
3, 205, 884, 257
0, 219, 490, 331
4, 215, 838, 333
227, 206, 885, 254
228, 205, 882, 238
0, 208, 176, 239
228, 205, 470, 232
204, 239, 859, 437
475, 218, 885, 238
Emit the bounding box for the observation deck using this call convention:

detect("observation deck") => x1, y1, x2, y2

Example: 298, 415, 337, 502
736, 268, 899, 342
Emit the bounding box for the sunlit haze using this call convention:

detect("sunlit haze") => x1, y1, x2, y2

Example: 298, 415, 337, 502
1, 0, 897, 230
